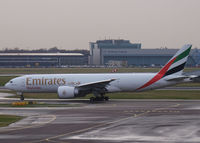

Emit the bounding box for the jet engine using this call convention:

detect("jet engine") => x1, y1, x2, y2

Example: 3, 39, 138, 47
58, 86, 79, 99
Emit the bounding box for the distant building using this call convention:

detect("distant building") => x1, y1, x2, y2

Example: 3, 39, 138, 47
0, 53, 88, 67
89, 39, 196, 67
90, 39, 141, 65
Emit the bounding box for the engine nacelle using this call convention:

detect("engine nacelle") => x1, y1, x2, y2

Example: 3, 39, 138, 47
58, 86, 79, 99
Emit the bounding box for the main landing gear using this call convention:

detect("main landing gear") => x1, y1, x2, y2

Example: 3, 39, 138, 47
89, 95, 109, 103
20, 95, 24, 101
17, 92, 24, 101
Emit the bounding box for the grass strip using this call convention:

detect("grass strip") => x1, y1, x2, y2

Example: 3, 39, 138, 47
2, 90, 200, 99
0, 115, 23, 127
105, 90, 200, 99
0, 103, 81, 108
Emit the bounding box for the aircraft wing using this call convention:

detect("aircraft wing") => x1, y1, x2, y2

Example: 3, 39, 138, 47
78, 79, 115, 88
77, 79, 115, 94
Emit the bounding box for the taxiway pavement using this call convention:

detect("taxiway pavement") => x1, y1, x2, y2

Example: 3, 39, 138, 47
0, 99, 200, 143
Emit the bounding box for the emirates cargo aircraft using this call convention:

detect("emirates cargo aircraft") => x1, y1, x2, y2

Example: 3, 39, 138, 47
5, 44, 196, 102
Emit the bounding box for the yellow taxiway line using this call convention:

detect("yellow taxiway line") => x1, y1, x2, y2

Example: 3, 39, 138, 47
28, 103, 181, 143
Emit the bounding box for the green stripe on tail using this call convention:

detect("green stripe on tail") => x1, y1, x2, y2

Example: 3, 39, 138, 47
173, 46, 191, 63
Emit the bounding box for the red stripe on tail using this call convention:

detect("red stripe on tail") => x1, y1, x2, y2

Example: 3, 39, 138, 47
137, 57, 176, 90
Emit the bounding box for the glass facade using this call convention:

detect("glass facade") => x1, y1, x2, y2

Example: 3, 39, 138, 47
0, 54, 88, 67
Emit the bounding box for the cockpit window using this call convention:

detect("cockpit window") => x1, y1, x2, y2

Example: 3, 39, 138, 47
10, 81, 13, 83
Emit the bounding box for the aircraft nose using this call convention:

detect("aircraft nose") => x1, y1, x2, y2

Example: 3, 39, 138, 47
4, 82, 10, 89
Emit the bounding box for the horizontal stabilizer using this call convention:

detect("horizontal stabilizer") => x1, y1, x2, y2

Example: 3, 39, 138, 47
165, 75, 200, 82
189, 75, 200, 82
165, 76, 189, 81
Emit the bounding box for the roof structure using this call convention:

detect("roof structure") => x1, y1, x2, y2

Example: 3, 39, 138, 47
0, 53, 83, 56
102, 49, 179, 56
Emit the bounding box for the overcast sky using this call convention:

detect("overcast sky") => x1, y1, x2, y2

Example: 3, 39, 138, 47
0, 0, 199, 50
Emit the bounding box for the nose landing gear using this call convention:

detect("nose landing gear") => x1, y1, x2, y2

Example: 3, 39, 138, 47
17, 92, 24, 101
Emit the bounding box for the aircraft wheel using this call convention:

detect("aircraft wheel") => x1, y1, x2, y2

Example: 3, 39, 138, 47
90, 97, 95, 103
20, 95, 24, 101
96, 96, 104, 101
104, 96, 109, 101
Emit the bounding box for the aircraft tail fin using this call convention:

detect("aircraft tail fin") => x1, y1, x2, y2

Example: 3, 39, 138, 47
159, 44, 192, 77
137, 44, 192, 90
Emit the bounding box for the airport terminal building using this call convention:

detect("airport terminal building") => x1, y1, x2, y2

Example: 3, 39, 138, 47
0, 39, 199, 68
90, 40, 197, 67
0, 53, 88, 67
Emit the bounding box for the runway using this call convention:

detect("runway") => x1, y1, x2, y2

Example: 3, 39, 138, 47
0, 99, 200, 143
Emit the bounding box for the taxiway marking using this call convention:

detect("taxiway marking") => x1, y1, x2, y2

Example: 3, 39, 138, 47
29, 103, 181, 143
0, 115, 56, 133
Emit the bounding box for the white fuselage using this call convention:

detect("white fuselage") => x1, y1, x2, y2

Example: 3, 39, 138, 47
5, 73, 186, 94
4, 45, 193, 99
